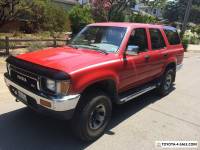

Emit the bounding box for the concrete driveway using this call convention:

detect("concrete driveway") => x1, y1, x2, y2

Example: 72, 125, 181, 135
0, 52, 199, 150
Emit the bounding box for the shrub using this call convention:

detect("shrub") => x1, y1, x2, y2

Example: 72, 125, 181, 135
69, 5, 94, 34
127, 13, 158, 23
91, 0, 130, 22
191, 25, 200, 39
182, 37, 189, 51
42, 2, 71, 32
184, 30, 199, 44
19, 0, 71, 33
190, 35, 199, 44
18, 0, 46, 33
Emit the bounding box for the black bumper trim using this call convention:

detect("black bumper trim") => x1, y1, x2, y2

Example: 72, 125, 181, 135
6, 56, 70, 80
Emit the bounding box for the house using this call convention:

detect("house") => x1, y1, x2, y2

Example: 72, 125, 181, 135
132, 3, 163, 19
78, 0, 90, 5
53, 0, 78, 9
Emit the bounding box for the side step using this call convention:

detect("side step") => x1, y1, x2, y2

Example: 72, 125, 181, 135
119, 85, 157, 103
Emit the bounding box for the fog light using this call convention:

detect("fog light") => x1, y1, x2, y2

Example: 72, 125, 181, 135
40, 99, 51, 108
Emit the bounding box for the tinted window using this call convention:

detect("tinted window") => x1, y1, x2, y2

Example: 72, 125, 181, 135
149, 29, 166, 50
164, 28, 181, 45
127, 28, 148, 52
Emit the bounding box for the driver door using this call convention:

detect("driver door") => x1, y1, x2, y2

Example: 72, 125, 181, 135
121, 28, 152, 90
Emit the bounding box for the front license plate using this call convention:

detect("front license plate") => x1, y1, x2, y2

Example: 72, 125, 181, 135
18, 90, 27, 102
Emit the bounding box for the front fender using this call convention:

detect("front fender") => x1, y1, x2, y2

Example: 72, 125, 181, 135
70, 69, 119, 94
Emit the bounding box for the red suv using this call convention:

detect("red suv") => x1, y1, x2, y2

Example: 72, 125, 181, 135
4, 23, 184, 141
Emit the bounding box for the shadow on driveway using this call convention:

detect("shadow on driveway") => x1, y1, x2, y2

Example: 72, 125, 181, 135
0, 89, 175, 150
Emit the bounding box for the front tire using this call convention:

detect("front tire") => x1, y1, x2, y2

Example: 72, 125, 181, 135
157, 68, 175, 96
72, 90, 112, 142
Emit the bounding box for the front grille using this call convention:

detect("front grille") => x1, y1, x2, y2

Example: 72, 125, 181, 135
10, 65, 39, 92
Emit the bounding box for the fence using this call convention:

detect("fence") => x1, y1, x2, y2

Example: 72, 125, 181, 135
0, 36, 69, 55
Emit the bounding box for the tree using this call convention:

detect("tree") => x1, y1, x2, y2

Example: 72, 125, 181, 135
18, 0, 46, 32
163, 0, 180, 22
189, 5, 200, 24
127, 12, 158, 23
69, 5, 94, 34
21, 0, 70, 32
0, 0, 70, 33
140, 0, 167, 8
91, 0, 136, 22
0, 0, 32, 27
43, 2, 70, 33
163, 0, 200, 24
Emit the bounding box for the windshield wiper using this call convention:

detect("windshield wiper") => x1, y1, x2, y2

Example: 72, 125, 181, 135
87, 44, 108, 55
71, 44, 108, 55
94, 48, 108, 55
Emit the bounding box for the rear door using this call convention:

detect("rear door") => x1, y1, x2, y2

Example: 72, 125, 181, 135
147, 28, 167, 78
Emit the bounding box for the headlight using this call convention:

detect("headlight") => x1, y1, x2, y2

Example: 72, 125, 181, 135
46, 79, 56, 92
42, 78, 70, 96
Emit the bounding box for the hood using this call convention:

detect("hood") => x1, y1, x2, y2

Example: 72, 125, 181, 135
16, 46, 116, 74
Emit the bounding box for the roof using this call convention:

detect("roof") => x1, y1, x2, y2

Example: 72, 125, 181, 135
89, 22, 167, 29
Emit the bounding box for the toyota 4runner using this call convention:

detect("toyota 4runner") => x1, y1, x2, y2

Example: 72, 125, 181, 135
4, 23, 184, 141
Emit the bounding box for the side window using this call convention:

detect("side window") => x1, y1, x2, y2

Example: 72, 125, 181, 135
164, 28, 181, 45
127, 28, 148, 52
149, 28, 166, 50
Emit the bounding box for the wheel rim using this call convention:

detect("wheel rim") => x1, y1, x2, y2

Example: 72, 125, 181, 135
89, 104, 106, 130
164, 73, 172, 91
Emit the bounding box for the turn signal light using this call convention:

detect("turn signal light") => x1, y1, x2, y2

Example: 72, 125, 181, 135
40, 99, 51, 108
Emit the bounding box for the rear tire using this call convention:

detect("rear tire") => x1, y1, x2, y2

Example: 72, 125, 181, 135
72, 90, 112, 142
157, 68, 175, 96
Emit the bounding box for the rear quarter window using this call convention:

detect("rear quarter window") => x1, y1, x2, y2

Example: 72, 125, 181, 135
164, 28, 181, 45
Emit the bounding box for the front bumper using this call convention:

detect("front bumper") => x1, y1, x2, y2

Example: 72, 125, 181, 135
4, 74, 80, 119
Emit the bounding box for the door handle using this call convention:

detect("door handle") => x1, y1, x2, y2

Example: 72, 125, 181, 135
144, 55, 150, 60
163, 53, 168, 58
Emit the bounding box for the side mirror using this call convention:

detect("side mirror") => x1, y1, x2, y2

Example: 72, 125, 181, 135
126, 45, 139, 56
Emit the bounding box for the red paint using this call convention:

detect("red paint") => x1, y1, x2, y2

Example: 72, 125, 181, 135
16, 23, 184, 94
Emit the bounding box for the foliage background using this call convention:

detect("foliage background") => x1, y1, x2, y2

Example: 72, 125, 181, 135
163, 0, 200, 24
19, 0, 71, 33
69, 5, 94, 34
0, 0, 200, 48
0, 0, 71, 33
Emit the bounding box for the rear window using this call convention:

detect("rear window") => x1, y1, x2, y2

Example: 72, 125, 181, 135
164, 28, 181, 45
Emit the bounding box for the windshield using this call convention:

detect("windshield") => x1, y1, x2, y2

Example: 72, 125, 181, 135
69, 26, 127, 53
